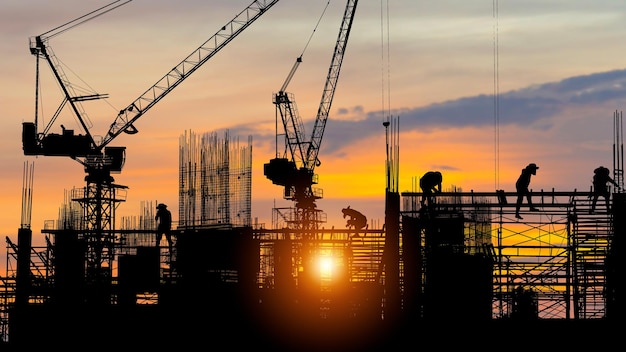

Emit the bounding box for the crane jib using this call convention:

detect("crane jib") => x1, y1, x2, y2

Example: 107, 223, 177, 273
101, 0, 280, 148
22, 0, 280, 173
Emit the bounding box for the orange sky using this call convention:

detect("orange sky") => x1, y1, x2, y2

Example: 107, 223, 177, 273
2, 0, 626, 261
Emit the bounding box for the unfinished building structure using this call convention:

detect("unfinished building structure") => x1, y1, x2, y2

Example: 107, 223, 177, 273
3, 114, 625, 347
1, 178, 624, 348
400, 189, 625, 321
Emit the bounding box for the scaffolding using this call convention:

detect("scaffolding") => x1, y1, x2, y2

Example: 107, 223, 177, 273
400, 189, 618, 320
1, 189, 623, 345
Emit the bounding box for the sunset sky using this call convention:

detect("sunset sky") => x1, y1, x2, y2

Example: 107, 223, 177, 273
1, 0, 626, 263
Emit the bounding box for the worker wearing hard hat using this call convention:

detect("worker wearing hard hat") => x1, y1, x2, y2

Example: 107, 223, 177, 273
155, 203, 173, 250
420, 171, 442, 207
515, 163, 539, 219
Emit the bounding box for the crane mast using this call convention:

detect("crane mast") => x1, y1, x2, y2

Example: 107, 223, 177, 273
264, 0, 358, 229
21, 0, 279, 300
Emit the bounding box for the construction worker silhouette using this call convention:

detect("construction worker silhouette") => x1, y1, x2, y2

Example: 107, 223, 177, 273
591, 166, 620, 213
515, 163, 539, 219
342, 206, 368, 238
420, 171, 442, 207
155, 203, 173, 250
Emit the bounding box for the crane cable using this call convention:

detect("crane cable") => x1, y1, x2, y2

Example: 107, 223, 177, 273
493, 0, 501, 190
300, 0, 332, 59
279, 1, 331, 93
380, 0, 397, 192
41, 0, 132, 39
381, 0, 391, 126
35, 1, 133, 129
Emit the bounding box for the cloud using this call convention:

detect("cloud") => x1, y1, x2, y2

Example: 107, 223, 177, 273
240, 68, 626, 156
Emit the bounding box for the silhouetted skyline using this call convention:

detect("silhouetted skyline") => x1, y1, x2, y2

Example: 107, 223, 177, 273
1, 0, 625, 260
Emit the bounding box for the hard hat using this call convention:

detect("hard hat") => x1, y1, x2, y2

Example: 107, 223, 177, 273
157, 203, 167, 209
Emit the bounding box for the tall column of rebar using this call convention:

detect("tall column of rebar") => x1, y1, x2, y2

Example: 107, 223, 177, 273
179, 130, 252, 228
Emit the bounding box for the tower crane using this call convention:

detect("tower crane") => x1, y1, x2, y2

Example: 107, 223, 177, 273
264, 0, 358, 230
21, 0, 279, 299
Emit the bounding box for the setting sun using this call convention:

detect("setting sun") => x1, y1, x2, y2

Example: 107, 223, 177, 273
318, 255, 335, 279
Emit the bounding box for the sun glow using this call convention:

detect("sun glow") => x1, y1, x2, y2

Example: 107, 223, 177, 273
315, 250, 347, 282
318, 255, 334, 279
